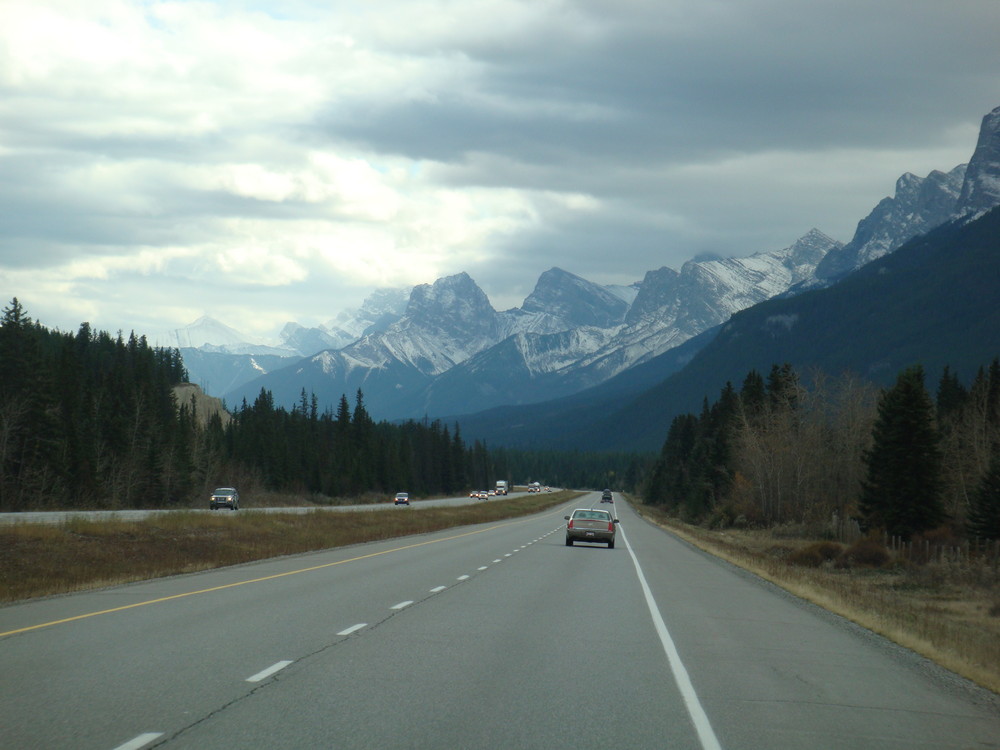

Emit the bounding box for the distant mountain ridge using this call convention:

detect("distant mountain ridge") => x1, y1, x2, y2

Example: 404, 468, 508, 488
222, 229, 840, 418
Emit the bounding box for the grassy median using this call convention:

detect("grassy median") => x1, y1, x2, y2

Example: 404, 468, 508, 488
0, 492, 580, 603
633, 502, 1000, 695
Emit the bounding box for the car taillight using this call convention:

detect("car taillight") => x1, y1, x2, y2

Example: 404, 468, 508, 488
608, 522, 614, 532
567, 519, 574, 529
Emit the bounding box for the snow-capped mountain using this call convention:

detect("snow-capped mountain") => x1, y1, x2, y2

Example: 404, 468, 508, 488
325, 286, 412, 341
223, 273, 504, 414
172, 287, 418, 395
495, 267, 630, 337
224, 228, 838, 419
407, 230, 839, 417
224, 268, 644, 414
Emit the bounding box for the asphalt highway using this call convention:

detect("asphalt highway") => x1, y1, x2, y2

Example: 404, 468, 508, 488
2, 493, 998, 749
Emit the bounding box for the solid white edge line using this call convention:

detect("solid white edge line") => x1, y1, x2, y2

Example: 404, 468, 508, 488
112, 733, 163, 750
246, 660, 293, 683
391, 600, 414, 610
338, 623, 367, 635
620, 527, 723, 750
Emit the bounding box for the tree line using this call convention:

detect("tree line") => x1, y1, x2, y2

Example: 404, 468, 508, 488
0, 299, 504, 510
642, 359, 1000, 540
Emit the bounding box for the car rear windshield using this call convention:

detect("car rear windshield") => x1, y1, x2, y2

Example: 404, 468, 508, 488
573, 510, 610, 520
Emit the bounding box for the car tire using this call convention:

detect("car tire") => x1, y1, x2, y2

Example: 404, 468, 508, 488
565, 537, 573, 546
608, 540, 615, 549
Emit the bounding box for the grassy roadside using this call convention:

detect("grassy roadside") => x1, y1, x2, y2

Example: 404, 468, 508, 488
632, 501, 1000, 695
0, 492, 580, 603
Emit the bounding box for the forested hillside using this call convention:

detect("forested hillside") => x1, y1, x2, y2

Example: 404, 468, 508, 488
643, 359, 1000, 540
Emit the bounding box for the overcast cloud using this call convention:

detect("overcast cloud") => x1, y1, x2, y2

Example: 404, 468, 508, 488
1, 0, 998, 341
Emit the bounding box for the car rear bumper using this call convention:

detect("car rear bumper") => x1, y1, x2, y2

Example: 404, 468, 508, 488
566, 530, 615, 543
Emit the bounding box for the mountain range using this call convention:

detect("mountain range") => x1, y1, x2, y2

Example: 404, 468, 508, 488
175, 104, 1000, 450
218, 228, 840, 418
460, 204, 1000, 451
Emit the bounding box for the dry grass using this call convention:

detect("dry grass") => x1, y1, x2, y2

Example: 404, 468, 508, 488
0, 492, 580, 603
634, 502, 1000, 695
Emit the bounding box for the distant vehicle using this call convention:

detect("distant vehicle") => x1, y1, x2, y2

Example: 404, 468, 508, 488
394, 492, 410, 506
495, 480, 508, 495
478, 490, 489, 499
564, 508, 618, 548
210, 487, 239, 511
601, 489, 613, 503
528, 482, 542, 493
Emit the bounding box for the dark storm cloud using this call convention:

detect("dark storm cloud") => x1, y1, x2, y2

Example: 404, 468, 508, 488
2, 0, 999, 337
326, 0, 999, 171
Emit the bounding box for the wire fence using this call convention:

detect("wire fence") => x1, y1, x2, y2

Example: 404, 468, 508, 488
885, 535, 1000, 571
830, 513, 1000, 573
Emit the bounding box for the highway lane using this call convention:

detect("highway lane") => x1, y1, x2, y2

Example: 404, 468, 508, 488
1, 493, 998, 749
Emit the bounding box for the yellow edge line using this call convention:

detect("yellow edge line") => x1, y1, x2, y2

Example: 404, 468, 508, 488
2, 516, 547, 639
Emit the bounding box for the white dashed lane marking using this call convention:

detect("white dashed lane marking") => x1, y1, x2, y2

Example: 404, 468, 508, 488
246, 660, 293, 683
112, 733, 163, 750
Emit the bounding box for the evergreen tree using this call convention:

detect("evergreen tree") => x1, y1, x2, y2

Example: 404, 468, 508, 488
740, 370, 766, 417
859, 365, 946, 539
767, 363, 799, 411
967, 450, 1000, 540
936, 365, 967, 420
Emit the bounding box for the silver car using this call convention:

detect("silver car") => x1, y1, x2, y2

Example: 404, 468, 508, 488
210, 487, 239, 510
564, 508, 618, 548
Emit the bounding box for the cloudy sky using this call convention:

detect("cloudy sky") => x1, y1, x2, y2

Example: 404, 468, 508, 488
2, 0, 998, 343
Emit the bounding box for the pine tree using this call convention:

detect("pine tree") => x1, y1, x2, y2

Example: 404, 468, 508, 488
859, 365, 946, 539
936, 365, 967, 420
967, 450, 1000, 540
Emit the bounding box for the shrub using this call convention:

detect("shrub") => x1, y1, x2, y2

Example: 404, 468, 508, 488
787, 541, 845, 568
838, 537, 891, 569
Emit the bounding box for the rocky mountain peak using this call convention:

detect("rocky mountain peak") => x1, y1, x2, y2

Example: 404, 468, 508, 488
404, 272, 498, 340
520, 267, 629, 329
957, 104, 1000, 214
814, 163, 966, 280
408, 272, 492, 314
625, 266, 682, 325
